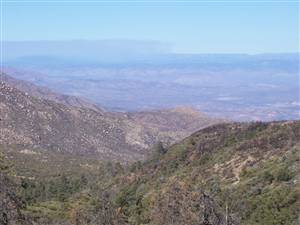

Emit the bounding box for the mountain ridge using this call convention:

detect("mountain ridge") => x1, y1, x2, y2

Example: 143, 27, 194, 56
0, 75, 221, 162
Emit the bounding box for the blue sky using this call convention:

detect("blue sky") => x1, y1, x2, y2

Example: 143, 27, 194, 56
2, 1, 299, 53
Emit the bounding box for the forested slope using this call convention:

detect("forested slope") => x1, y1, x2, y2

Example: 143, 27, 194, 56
2, 121, 298, 225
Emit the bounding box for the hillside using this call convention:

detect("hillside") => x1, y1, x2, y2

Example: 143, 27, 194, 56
0, 77, 219, 162
0, 80, 141, 161
128, 106, 218, 133
110, 121, 299, 225
5, 120, 298, 225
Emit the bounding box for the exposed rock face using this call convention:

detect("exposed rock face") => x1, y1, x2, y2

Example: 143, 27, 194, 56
0, 77, 220, 162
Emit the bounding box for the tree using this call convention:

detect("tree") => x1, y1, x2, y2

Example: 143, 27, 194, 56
91, 190, 126, 225
0, 153, 31, 225
154, 141, 167, 155
57, 174, 70, 201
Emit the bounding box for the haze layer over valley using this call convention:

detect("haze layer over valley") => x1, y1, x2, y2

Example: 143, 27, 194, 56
3, 42, 299, 121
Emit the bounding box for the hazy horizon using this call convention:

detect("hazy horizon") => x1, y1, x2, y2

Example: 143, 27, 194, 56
2, 40, 299, 65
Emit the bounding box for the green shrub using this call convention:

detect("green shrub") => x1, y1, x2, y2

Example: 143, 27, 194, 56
275, 167, 293, 182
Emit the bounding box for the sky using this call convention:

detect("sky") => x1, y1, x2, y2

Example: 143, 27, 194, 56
1, 0, 299, 54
